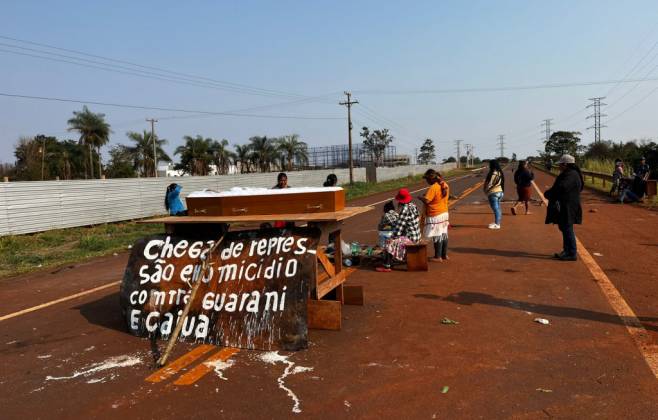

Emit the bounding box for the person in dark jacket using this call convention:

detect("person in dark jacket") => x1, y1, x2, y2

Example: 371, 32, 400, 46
511, 160, 534, 215
544, 154, 583, 261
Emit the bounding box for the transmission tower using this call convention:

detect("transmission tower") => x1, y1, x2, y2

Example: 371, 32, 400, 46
465, 144, 474, 167
586, 97, 607, 143
454, 139, 463, 168
541, 118, 553, 143
497, 135, 505, 158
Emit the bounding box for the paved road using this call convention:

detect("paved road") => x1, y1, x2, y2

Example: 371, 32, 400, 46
1, 168, 657, 419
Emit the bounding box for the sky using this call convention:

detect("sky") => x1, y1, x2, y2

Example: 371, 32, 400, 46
2, 0, 658, 164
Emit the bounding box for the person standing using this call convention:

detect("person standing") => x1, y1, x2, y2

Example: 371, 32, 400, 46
544, 154, 583, 261
376, 188, 421, 272
632, 157, 650, 199
273, 172, 290, 189
484, 160, 505, 229
511, 160, 534, 215
610, 159, 624, 196
418, 169, 450, 262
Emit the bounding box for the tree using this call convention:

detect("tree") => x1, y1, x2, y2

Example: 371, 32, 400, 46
67, 106, 111, 179
125, 130, 171, 177
443, 156, 456, 163
277, 134, 308, 171
544, 131, 583, 158
210, 139, 236, 175
249, 136, 278, 172
360, 127, 393, 166
175, 135, 214, 176
417, 138, 436, 164
105, 145, 137, 178
234, 144, 252, 174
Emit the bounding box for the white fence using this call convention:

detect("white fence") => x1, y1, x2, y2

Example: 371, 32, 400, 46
0, 163, 455, 236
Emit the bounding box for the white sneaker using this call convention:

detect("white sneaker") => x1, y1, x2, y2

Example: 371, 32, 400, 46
488, 223, 500, 229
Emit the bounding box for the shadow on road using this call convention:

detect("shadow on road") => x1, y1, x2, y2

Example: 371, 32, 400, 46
75, 292, 125, 333
451, 247, 551, 260
434, 291, 658, 332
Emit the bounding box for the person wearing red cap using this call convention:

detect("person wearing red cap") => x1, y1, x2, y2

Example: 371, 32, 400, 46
376, 187, 421, 272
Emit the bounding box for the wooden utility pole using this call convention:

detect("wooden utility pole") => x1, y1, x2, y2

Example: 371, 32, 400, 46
339, 92, 358, 184
146, 118, 159, 177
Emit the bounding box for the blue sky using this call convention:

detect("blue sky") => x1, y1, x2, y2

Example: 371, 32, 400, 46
2, 1, 658, 164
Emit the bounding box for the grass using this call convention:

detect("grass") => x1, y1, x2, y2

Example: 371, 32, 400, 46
0, 221, 163, 278
0, 167, 471, 279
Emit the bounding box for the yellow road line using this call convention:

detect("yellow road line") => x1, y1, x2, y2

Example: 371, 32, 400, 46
531, 180, 658, 379
0, 281, 121, 322
172, 347, 240, 385
145, 344, 216, 383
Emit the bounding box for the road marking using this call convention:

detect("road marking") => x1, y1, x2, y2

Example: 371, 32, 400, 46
531, 180, 658, 378
173, 347, 240, 385
145, 344, 216, 383
366, 172, 480, 207
0, 281, 121, 322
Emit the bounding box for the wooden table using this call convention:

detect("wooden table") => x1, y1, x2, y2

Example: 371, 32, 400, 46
141, 206, 373, 331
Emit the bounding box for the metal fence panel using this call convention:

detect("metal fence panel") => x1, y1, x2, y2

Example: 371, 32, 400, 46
0, 164, 455, 236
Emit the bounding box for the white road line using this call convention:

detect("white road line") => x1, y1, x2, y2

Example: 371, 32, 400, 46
531, 180, 658, 379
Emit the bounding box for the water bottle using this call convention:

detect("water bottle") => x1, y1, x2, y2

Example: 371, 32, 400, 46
343, 258, 353, 267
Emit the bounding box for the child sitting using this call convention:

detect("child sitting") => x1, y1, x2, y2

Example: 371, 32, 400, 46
377, 201, 398, 248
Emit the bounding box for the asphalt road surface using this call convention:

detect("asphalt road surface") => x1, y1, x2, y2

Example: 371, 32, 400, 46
1, 168, 657, 419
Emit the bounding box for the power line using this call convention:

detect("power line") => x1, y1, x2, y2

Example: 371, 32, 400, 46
0, 35, 315, 99
0, 92, 344, 120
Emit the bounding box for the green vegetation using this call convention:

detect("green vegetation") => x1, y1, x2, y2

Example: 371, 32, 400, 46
0, 168, 468, 278
0, 221, 162, 278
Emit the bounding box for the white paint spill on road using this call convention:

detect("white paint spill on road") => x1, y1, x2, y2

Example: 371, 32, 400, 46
84, 346, 96, 352
45, 354, 141, 381
37, 354, 52, 359
259, 351, 314, 414
205, 358, 235, 381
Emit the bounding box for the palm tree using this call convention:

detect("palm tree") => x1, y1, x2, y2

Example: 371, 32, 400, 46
175, 135, 213, 175
125, 130, 171, 177
210, 139, 236, 175
234, 144, 252, 173
277, 134, 308, 171
249, 136, 278, 173
67, 106, 111, 179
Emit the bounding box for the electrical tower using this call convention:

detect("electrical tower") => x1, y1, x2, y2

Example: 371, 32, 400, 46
497, 135, 505, 158
541, 118, 553, 143
339, 92, 359, 184
146, 118, 158, 177
465, 144, 474, 167
586, 97, 607, 143
454, 139, 463, 168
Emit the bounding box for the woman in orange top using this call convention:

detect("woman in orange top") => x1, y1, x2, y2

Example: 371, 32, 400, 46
418, 169, 450, 262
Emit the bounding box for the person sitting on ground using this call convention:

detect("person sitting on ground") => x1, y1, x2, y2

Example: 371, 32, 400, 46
544, 154, 583, 261
610, 159, 624, 196
165, 183, 187, 216
376, 188, 421, 272
632, 157, 650, 199
377, 201, 398, 248
323, 173, 338, 187
484, 159, 505, 229
418, 169, 450, 262
511, 160, 534, 215
619, 178, 640, 204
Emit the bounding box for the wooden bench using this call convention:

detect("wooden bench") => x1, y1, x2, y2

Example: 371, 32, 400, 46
406, 242, 428, 271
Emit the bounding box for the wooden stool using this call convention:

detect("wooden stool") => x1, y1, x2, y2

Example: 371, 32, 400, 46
406, 243, 428, 271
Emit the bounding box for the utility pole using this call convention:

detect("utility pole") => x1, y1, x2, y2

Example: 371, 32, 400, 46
454, 139, 463, 168
465, 144, 473, 167
414, 148, 418, 165
146, 118, 158, 177
541, 118, 553, 143
586, 97, 607, 143
339, 92, 358, 184
39, 135, 46, 181
497, 134, 506, 159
